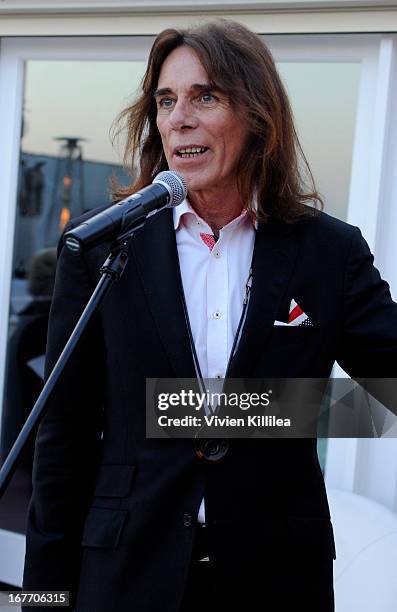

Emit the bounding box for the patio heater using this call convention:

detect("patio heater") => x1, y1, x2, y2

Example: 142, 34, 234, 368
48, 136, 86, 239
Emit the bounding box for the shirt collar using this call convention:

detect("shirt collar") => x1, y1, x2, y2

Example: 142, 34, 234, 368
173, 198, 200, 231
173, 197, 258, 231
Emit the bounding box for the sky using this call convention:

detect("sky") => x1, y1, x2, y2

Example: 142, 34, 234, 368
22, 59, 361, 221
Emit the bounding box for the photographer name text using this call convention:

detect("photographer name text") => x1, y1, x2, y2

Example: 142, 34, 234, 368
157, 415, 291, 428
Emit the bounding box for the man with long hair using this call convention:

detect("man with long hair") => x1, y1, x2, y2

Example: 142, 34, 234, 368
23, 20, 397, 612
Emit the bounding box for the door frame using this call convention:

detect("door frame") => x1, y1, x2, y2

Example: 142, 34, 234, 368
0, 32, 396, 586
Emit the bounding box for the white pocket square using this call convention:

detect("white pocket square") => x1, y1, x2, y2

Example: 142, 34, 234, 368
274, 299, 315, 327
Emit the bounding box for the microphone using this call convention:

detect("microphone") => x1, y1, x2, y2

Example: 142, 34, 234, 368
63, 170, 187, 253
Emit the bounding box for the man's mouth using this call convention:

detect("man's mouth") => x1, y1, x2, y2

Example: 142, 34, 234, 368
175, 146, 209, 158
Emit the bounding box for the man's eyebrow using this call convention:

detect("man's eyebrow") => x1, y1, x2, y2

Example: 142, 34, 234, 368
190, 83, 214, 92
153, 87, 172, 98
153, 83, 215, 98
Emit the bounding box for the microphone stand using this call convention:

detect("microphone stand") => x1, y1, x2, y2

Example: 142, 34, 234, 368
0, 223, 143, 499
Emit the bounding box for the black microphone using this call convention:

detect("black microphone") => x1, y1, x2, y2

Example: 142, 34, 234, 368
63, 170, 187, 253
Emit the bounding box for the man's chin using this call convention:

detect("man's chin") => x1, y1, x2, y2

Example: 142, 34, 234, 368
166, 163, 213, 189
179, 174, 215, 194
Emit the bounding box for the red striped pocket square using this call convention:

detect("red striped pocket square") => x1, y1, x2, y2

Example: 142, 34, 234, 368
274, 299, 315, 327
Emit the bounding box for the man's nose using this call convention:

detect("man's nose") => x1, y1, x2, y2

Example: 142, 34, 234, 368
169, 99, 198, 130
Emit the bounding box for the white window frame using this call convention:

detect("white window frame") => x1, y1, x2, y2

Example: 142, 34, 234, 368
267, 33, 397, 515
262, 34, 397, 517
0, 32, 396, 586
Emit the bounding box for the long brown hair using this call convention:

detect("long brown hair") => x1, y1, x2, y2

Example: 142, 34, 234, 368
111, 19, 323, 223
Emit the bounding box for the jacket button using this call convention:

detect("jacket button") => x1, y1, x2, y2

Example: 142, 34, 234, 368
183, 513, 193, 527
194, 438, 229, 461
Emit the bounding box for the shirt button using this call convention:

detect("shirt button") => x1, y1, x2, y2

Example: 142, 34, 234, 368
213, 250, 221, 258
183, 513, 193, 527
212, 311, 221, 319
215, 373, 223, 379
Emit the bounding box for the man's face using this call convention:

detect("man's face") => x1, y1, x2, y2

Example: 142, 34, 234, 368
155, 45, 249, 195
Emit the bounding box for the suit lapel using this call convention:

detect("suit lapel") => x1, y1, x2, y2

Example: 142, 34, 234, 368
228, 218, 299, 377
130, 208, 196, 378
130, 208, 299, 379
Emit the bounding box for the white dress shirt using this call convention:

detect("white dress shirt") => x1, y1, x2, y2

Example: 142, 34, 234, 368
173, 198, 256, 523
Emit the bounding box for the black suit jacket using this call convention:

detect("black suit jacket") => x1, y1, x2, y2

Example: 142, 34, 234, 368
23, 207, 397, 611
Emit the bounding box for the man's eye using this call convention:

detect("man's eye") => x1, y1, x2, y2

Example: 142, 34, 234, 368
200, 93, 215, 104
158, 98, 174, 109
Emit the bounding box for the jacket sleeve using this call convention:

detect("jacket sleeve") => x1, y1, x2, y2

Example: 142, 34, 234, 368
336, 226, 397, 386
22, 239, 106, 610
